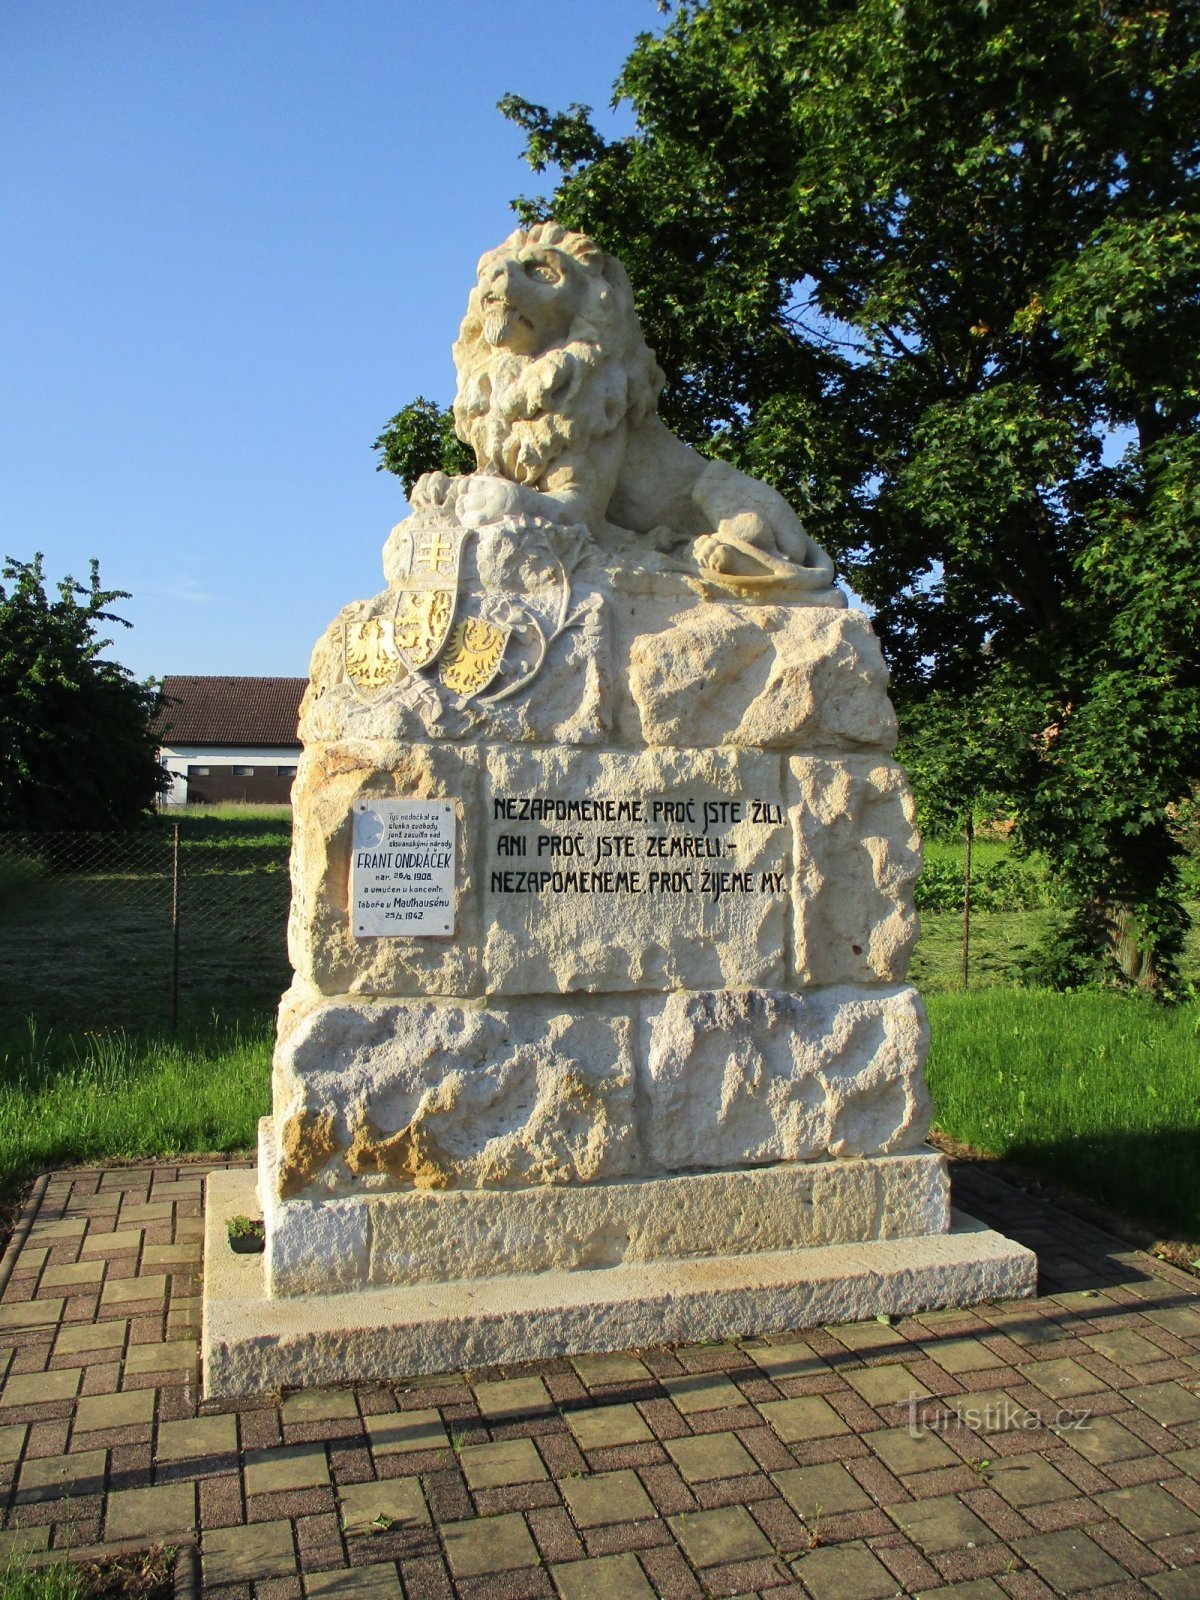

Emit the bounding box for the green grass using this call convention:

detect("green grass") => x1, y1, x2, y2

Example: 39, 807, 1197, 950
0, 1019, 270, 1190
0, 1560, 83, 1600
926, 988, 1200, 1238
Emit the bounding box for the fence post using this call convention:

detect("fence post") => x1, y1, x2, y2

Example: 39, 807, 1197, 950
171, 823, 181, 1031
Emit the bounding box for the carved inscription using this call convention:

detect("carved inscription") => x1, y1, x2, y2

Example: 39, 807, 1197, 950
488, 794, 787, 903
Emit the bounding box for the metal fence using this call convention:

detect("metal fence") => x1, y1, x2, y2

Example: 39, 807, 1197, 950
0, 819, 293, 1033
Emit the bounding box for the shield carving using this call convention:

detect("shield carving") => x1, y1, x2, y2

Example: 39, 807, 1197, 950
440, 616, 510, 697
387, 523, 468, 671
344, 615, 406, 694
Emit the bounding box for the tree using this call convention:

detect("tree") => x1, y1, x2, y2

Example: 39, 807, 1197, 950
377, 0, 1199, 991
0, 555, 166, 830
372, 396, 472, 496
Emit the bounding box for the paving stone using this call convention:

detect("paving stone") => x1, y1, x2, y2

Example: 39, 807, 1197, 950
473, 1377, 554, 1420
306, 1564, 404, 1597
100, 1273, 167, 1307
442, 1511, 540, 1576
866, 1423, 958, 1475
665, 1432, 757, 1483
16, 1447, 106, 1503
745, 1340, 828, 1380
1057, 1411, 1153, 1464
667, 1504, 774, 1566
1148, 1571, 1200, 1600
0, 1368, 80, 1407
29, 1219, 86, 1242
54, 1320, 127, 1355
561, 1468, 657, 1527
0, 1423, 27, 1461
888, 1494, 997, 1552
156, 1413, 238, 1461
843, 1363, 931, 1407
944, 1388, 1037, 1433
204, 1520, 297, 1584
363, 1408, 448, 1455
1016, 1528, 1129, 1593
141, 1242, 201, 1265
757, 1395, 849, 1441
282, 1388, 358, 1424
79, 1229, 143, 1256
550, 1550, 655, 1599
916, 1582, 1006, 1599
106, 1479, 195, 1540
1022, 1357, 1110, 1399
1167, 1445, 1200, 1479
773, 1461, 872, 1519
40, 1259, 105, 1287
124, 1340, 198, 1375
1148, 1307, 1200, 1339
0, 1527, 52, 1557
338, 1476, 429, 1533
985, 1452, 1078, 1507
566, 1405, 652, 1450
660, 1371, 745, 1414
1097, 1483, 1200, 1540
570, 1353, 651, 1388
245, 1442, 331, 1495
793, 1542, 898, 1599
827, 1319, 906, 1350
0, 1298, 65, 1331
1086, 1328, 1172, 1367
74, 1388, 154, 1432
1127, 1382, 1200, 1426
921, 1338, 1008, 1375
460, 1438, 547, 1489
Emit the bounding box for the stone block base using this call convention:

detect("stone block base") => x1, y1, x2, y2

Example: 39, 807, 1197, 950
202, 1167, 1036, 1399
259, 1119, 952, 1295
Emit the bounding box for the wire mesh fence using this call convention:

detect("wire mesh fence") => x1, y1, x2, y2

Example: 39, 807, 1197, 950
0, 813, 293, 1034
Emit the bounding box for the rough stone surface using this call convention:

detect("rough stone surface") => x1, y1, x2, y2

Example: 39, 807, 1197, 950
269, 985, 929, 1202
625, 602, 894, 752
642, 986, 931, 1170
203, 1168, 1036, 1397
788, 756, 921, 987
271, 998, 638, 1200
259, 1125, 950, 1295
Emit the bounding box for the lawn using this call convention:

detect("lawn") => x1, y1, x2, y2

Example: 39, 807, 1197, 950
0, 810, 1196, 1251
925, 987, 1200, 1239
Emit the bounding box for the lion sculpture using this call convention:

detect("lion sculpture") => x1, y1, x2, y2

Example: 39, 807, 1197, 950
411, 224, 836, 594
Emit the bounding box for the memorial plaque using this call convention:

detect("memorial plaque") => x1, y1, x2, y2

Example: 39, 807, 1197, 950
351, 799, 456, 937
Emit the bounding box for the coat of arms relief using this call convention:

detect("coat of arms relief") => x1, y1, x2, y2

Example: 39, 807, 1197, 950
342, 510, 591, 707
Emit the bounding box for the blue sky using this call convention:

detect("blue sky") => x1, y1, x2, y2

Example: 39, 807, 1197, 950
1, 0, 661, 679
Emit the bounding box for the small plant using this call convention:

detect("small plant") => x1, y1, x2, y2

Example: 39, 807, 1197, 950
226, 1215, 264, 1253
967, 1457, 993, 1481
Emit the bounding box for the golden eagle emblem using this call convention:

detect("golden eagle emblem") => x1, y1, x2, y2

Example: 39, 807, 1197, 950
440, 617, 510, 697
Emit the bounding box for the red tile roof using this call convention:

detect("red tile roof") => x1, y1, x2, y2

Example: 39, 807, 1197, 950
153, 676, 305, 748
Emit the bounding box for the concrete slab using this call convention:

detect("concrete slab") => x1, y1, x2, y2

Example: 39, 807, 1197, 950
202, 1167, 1035, 1399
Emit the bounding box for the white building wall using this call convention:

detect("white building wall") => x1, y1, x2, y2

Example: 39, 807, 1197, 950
159, 744, 301, 805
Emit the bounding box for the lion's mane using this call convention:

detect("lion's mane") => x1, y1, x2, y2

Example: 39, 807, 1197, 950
452, 224, 665, 488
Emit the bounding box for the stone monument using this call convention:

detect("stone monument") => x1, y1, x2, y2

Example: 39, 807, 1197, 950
203, 225, 1034, 1396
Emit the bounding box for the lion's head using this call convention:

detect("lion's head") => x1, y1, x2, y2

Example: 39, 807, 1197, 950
452, 224, 665, 489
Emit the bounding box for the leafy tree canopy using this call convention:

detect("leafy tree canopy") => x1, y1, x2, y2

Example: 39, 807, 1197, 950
379, 0, 1200, 990
0, 555, 166, 830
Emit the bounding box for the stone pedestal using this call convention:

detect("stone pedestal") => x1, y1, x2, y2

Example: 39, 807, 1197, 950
202, 539, 1035, 1397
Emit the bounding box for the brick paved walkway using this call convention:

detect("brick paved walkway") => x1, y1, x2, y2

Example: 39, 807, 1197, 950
1, 1160, 1200, 1599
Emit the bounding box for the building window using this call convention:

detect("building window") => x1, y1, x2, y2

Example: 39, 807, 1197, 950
232, 766, 254, 777
189, 766, 210, 776
276, 766, 297, 777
